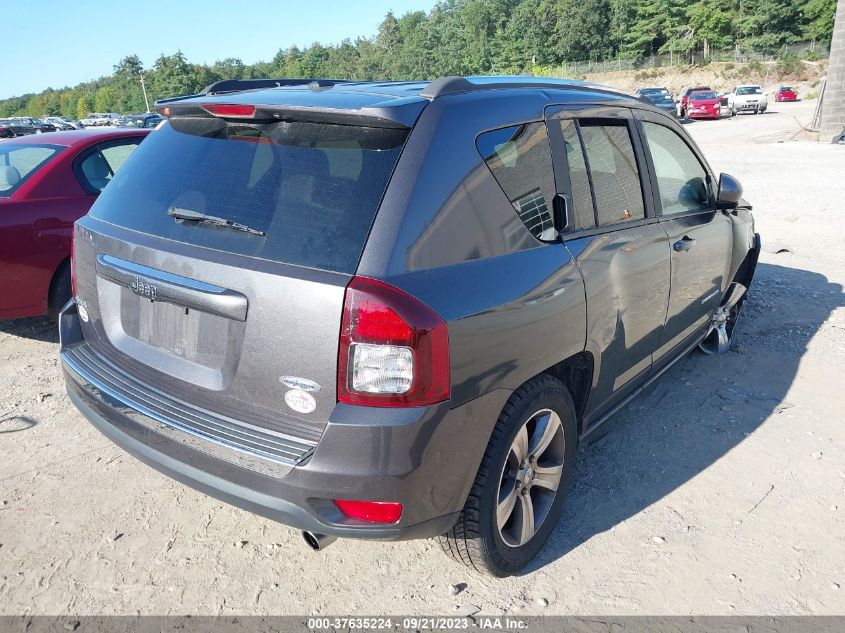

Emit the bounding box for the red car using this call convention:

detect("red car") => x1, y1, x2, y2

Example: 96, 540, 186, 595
775, 86, 799, 102
680, 85, 711, 117
686, 90, 723, 119
0, 128, 148, 320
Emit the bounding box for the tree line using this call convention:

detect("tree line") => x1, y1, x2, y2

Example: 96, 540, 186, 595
1, 0, 837, 118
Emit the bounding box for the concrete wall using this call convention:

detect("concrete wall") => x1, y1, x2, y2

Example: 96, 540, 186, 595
820, 0, 845, 141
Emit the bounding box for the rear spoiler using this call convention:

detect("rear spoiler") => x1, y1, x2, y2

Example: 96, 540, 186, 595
201, 78, 351, 96
155, 78, 351, 106
154, 78, 419, 129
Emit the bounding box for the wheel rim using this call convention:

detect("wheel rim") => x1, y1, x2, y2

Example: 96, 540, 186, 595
496, 408, 565, 548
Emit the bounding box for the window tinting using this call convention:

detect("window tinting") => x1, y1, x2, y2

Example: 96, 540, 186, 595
79, 141, 142, 193
642, 122, 710, 215
89, 119, 407, 274
477, 122, 556, 240
0, 144, 62, 196
558, 120, 595, 230
579, 121, 645, 226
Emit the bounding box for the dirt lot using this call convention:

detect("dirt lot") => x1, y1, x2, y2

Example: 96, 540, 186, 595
1, 101, 844, 616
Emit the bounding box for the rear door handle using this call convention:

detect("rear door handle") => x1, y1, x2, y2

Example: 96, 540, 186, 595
673, 236, 696, 252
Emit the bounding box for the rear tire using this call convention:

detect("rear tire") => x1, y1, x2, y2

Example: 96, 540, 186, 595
438, 374, 577, 576
47, 259, 72, 321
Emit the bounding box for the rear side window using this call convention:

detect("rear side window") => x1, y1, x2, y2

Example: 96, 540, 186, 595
477, 122, 556, 240
89, 119, 408, 274
641, 122, 710, 215
78, 140, 142, 193
0, 144, 62, 197
578, 121, 645, 226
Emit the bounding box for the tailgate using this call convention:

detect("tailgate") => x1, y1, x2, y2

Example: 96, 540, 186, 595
73, 218, 346, 442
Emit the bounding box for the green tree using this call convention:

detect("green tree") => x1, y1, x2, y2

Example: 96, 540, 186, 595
804, 0, 838, 44
76, 95, 92, 120
554, 0, 613, 62
94, 86, 117, 112
738, 0, 806, 50
211, 58, 246, 80
687, 0, 735, 56
624, 0, 689, 57
150, 51, 198, 101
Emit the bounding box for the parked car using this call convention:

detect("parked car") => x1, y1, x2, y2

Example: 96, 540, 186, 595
685, 90, 724, 119
0, 128, 148, 320
726, 85, 768, 115
639, 89, 677, 117
0, 117, 56, 135
636, 87, 670, 97
31, 118, 58, 133
42, 116, 76, 131
80, 113, 121, 127
679, 85, 712, 117
0, 120, 16, 139
775, 86, 799, 102
80, 113, 107, 127
60, 76, 758, 576
123, 113, 163, 128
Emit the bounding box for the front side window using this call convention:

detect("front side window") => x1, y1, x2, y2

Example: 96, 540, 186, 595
0, 144, 62, 196
477, 122, 557, 240
578, 120, 645, 226
642, 122, 711, 215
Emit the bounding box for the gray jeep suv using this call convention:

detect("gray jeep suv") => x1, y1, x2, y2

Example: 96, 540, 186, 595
59, 76, 759, 576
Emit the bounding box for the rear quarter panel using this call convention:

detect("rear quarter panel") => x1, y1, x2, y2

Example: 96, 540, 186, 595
359, 91, 589, 409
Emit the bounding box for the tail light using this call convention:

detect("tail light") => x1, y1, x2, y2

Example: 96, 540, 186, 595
334, 500, 403, 524
337, 277, 449, 407
70, 227, 77, 298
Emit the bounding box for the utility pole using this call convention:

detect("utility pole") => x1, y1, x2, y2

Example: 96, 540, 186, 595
139, 72, 151, 113
819, 0, 845, 141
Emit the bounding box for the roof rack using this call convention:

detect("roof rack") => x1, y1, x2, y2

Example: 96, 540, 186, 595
420, 75, 638, 102
200, 78, 351, 96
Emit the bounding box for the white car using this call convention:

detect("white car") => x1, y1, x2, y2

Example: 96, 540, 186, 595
80, 113, 107, 127
726, 85, 768, 115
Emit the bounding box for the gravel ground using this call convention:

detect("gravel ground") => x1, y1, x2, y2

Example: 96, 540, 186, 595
1, 101, 844, 616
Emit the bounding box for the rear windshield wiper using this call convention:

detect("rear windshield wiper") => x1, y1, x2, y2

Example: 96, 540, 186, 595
167, 206, 266, 236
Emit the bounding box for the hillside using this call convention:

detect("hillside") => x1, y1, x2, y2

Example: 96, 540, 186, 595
584, 59, 829, 98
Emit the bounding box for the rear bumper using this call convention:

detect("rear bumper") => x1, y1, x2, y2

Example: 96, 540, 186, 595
60, 302, 508, 540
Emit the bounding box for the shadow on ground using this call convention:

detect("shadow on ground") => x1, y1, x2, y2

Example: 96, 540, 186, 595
525, 261, 844, 573
0, 317, 58, 343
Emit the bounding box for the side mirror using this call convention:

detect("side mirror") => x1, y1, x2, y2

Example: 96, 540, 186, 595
717, 173, 743, 210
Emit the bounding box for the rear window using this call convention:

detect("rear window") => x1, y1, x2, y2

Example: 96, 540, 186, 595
0, 144, 63, 197
737, 87, 762, 95
691, 92, 718, 101
89, 118, 408, 273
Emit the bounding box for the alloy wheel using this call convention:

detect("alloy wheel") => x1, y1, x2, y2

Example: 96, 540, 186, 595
496, 409, 565, 548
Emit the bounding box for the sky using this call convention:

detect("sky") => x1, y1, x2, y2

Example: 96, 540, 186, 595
1, 0, 437, 100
